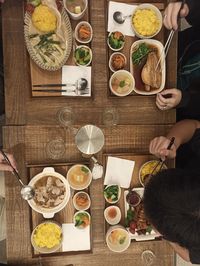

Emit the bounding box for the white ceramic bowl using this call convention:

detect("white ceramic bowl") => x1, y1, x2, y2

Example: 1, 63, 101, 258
67, 164, 92, 190
139, 160, 167, 187
31, 221, 62, 254
130, 39, 165, 95
131, 3, 162, 39
104, 184, 121, 204
109, 52, 127, 72
73, 210, 91, 229
63, 0, 88, 20
104, 206, 121, 225
74, 45, 92, 66
106, 225, 131, 252
107, 31, 125, 52
73, 191, 91, 210
74, 21, 93, 44
28, 167, 71, 218
109, 70, 135, 97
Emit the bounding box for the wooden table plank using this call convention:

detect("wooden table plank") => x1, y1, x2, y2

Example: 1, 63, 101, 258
3, 125, 175, 265
2, 0, 176, 126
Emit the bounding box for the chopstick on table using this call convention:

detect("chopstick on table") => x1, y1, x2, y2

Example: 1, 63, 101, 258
149, 137, 175, 177
33, 84, 67, 87
32, 89, 69, 92
155, 0, 186, 71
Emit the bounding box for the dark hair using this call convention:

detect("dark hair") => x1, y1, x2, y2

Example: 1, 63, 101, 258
144, 168, 200, 249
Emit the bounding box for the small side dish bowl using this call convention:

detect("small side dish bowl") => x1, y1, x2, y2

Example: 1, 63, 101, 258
73, 191, 91, 210
74, 45, 92, 66
131, 4, 162, 39
73, 210, 91, 229
104, 206, 121, 225
109, 52, 127, 72
67, 164, 92, 190
139, 160, 167, 187
106, 225, 131, 252
109, 70, 135, 97
104, 184, 121, 204
31, 221, 62, 254
74, 21, 93, 44
63, 0, 88, 20
107, 31, 125, 51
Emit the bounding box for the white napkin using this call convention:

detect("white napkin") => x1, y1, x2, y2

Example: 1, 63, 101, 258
61, 66, 91, 97
62, 223, 90, 251
108, 1, 137, 37
104, 156, 135, 188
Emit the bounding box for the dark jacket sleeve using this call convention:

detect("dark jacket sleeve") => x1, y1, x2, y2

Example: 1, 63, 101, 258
185, 0, 200, 27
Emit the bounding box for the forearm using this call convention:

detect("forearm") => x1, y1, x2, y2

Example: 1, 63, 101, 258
166, 119, 200, 148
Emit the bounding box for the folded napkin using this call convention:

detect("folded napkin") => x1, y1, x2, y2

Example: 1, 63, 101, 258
108, 1, 137, 37
61, 66, 91, 97
62, 223, 90, 251
104, 156, 135, 188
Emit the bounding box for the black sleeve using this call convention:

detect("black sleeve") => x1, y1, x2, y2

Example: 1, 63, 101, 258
185, 0, 200, 27
176, 90, 190, 108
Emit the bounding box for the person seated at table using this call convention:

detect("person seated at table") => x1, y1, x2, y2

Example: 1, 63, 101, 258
156, 0, 200, 117
144, 119, 200, 263
0, 152, 17, 172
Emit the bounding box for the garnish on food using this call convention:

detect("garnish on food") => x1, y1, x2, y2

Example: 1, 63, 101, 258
132, 43, 151, 65
104, 185, 119, 203
108, 31, 125, 50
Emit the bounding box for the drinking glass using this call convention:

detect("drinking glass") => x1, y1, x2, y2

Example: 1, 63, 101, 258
102, 107, 119, 127
141, 250, 156, 266
57, 107, 75, 128
45, 139, 66, 160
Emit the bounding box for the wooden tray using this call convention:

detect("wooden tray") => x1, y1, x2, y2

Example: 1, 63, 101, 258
26, 1, 92, 97
103, 153, 174, 242
105, 0, 165, 98
27, 162, 93, 257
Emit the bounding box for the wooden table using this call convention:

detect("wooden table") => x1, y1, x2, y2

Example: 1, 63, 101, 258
2, 0, 177, 265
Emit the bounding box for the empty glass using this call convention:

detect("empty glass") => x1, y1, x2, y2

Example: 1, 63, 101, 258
57, 107, 75, 128
102, 107, 119, 127
141, 250, 156, 266
46, 139, 66, 160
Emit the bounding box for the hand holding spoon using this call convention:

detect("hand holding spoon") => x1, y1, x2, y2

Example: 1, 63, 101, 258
0, 150, 35, 200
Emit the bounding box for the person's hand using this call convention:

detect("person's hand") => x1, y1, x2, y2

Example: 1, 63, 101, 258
149, 136, 177, 160
156, 89, 182, 110
163, 2, 189, 30
0, 152, 17, 172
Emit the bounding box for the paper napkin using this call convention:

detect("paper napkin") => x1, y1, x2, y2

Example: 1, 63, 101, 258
61, 66, 91, 97
62, 223, 90, 251
104, 156, 135, 188
107, 1, 137, 37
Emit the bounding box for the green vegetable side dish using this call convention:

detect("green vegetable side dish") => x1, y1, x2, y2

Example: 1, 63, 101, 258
28, 0, 41, 6
108, 31, 125, 50
132, 43, 151, 65
81, 166, 89, 174
75, 47, 91, 66
75, 212, 90, 228
104, 185, 119, 203
125, 209, 135, 227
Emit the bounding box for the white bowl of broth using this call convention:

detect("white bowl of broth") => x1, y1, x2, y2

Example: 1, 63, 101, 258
67, 164, 92, 190
28, 167, 70, 218
109, 70, 135, 97
63, 0, 88, 20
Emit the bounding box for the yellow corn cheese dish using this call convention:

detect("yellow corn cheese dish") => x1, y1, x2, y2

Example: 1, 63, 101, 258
133, 9, 160, 37
32, 4, 57, 33
33, 223, 62, 249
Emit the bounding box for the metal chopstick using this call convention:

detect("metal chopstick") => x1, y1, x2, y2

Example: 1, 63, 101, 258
33, 84, 67, 87
33, 89, 69, 92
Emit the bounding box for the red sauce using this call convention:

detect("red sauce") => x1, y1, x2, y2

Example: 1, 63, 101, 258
108, 207, 117, 219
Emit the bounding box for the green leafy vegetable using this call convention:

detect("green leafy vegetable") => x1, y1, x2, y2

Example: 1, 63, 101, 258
119, 236, 126, 245
104, 185, 119, 202
125, 209, 135, 227
108, 32, 125, 50
119, 80, 125, 88
81, 166, 89, 174
132, 43, 151, 65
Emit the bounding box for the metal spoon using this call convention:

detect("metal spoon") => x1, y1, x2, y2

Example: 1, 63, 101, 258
113, 11, 132, 24
0, 150, 35, 200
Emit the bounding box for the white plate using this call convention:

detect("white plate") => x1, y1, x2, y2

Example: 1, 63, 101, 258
24, 8, 72, 71
130, 39, 165, 95
124, 187, 160, 241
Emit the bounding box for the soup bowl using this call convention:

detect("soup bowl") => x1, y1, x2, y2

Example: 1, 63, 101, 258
67, 164, 92, 190
28, 167, 70, 218
63, 0, 88, 20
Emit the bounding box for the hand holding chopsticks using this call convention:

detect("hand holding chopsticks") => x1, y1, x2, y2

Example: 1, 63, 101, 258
155, 0, 186, 71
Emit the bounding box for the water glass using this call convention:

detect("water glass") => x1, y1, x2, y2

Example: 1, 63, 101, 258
102, 107, 119, 127
57, 107, 75, 128
141, 250, 156, 266
45, 139, 66, 160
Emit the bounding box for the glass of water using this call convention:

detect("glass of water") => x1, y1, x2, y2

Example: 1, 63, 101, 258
45, 139, 66, 160
102, 107, 119, 127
